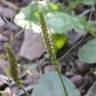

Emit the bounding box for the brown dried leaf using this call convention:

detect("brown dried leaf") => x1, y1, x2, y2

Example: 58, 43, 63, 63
19, 30, 45, 60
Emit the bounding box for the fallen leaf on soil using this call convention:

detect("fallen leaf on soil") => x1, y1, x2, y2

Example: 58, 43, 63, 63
0, 34, 8, 51
0, 75, 10, 90
19, 30, 45, 60
0, 60, 9, 74
85, 82, 96, 96
0, 34, 7, 42
0, 6, 16, 19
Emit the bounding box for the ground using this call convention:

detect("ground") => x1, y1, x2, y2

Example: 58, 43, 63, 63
0, 0, 96, 96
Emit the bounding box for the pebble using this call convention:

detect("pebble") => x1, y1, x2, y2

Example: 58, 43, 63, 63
74, 59, 91, 73
0, 17, 5, 28
44, 65, 55, 73
70, 75, 84, 88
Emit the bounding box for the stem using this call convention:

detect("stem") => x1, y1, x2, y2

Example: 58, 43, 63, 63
54, 60, 68, 96
56, 68, 68, 96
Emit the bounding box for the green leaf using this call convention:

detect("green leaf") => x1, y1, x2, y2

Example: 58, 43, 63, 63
71, 0, 96, 6
14, 1, 62, 31
32, 71, 80, 96
45, 12, 87, 33
14, 1, 89, 33
67, 0, 96, 12
80, 0, 96, 5
52, 34, 68, 51
79, 39, 96, 63
14, 0, 95, 52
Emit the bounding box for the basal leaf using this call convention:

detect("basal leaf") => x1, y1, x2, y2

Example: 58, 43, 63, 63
14, 1, 89, 34
81, 0, 96, 5
71, 0, 96, 6
14, 0, 95, 52
79, 39, 96, 63
32, 71, 80, 96
52, 34, 68, 51
45, 12, 86, 33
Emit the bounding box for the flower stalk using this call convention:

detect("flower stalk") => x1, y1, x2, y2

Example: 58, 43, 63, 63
4, 43, 19, 85
39, 12, 68, 96
4, 43, 30, 96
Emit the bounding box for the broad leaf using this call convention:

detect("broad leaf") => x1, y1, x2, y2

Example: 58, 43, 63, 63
14, 1, 90, 33
14, 0, 95, 52
15, 11, 88, 33
71, 0, 96, 6
67, 0, 96, 12
14, 1, 62, 32
32, 71, 80, 96
83, 0, 96, 5
52, 34, 68, 51
45, 12, 87, 33
79, 39, 96, 63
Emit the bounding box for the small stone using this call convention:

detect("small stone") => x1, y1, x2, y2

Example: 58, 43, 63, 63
65, 72, 74, 78
44, 65, 55, 73
16, 0, 32, 7
0, 18, 5, 28
70, 75, 84, 88
74, 59, 91, 73
84, 73, 95, 88
0, 34, 7, 42
20, 0, 32, 6
3, 23, 21, 32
